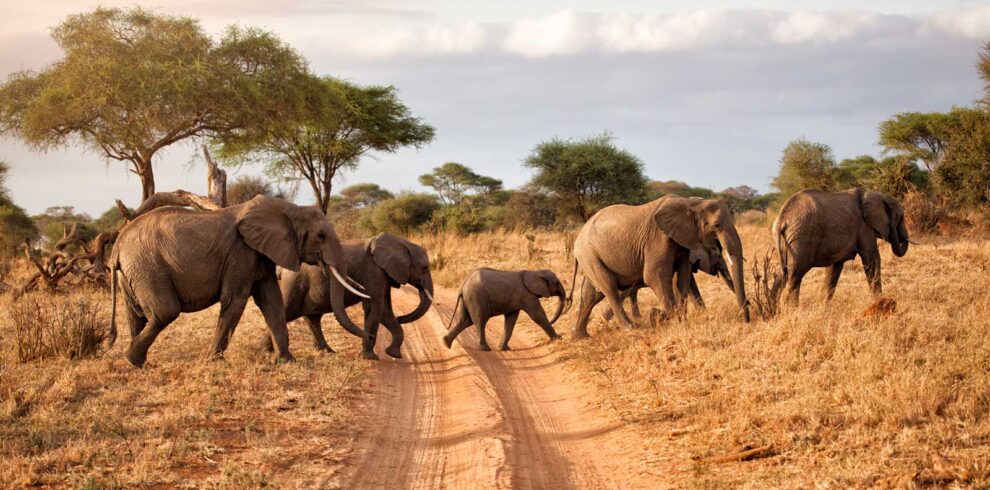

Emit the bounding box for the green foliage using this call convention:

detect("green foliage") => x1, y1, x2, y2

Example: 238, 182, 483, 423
524, 133, 648, 221
339, 183, 394, 209
771, 138, 843, 199
502, 188, 558, 229
419, 162, 502, 204
365, 193, 440, 234
938, 108, 990, 208
0, 161, 39, 254
91, 206, 130, 234
647, 180, 714, 200
878, 112, 955, 172
220, 77, 434, 212
0, 7, 311, 201
32, 207, 94, 248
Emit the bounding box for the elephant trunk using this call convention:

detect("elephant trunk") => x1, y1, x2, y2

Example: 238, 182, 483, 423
397, 277, 434, 324
719, 228, 750, 323
890, 220, 909, 257
548, 288, 566, 325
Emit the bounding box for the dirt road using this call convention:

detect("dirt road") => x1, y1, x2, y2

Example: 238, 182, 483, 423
339, 288, 662, 489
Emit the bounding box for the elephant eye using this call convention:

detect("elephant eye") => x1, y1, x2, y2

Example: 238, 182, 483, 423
317, 231, 326, 242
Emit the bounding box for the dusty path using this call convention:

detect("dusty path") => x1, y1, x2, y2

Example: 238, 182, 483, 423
340, 288, 661, 489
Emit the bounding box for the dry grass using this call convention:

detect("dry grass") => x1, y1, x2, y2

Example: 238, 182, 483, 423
414, 224, 990, 488
0, 277, 370, 488
8, 292, 108, 363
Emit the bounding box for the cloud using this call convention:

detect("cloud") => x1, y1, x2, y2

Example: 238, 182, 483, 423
315, 6, 990, 59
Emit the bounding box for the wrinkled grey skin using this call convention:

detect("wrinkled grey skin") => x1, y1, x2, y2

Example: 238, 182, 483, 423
269, 233, 434, 360
773, 188, 910, 306
602, 245, 735, 321
443, 268, 565, 351
108, 195, 368, 367
571, 196, 749, 338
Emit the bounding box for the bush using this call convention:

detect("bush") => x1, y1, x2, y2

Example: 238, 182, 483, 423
902, 189, 944, 235
5, 292, 109, 362
365, 192, 440, 234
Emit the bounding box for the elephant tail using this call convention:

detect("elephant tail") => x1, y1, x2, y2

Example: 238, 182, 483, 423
107, 255, 119, 348
445, 293, 463, 333
566, 257, 578, 306
773, 217, 790, 279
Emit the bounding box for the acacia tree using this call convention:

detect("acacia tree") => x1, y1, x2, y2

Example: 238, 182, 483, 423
418, 162, 502, 204
221, 77, 434, 213
524, 133, 647, 221
0, 161, 38, 254
0, 7, 311, 202
771, 138, 841, 199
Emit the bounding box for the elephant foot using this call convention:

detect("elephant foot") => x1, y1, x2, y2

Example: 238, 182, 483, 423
361, 350, 380, 361
275, 352, 296, 364
548, 333, 562, 341
499, 344, 511, 351
442, 335, 454, 349
314, 344, 335, 354
125, 349, 147, 368
479, 344, 491, 352
385, 346, 403, 359
571, 329, 590, 340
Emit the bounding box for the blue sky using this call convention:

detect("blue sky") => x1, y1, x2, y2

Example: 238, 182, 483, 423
2, 1, 989, 215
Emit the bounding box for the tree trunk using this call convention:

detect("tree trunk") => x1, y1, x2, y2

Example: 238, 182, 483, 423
202, 146, 228, 208
136, 151, 156, 203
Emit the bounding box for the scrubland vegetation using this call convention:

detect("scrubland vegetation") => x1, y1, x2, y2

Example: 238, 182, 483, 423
417, 222, 990, 488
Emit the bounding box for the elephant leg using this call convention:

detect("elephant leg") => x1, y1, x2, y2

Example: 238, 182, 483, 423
674, 260, 694, 311
688, 276, 705, 309
644, 262, 677, 317
362, 300, 383, 361
382, 300, 406, 359
823, 262, 845, 302
499, 311, 520, 351
573, 279, 605, 338
584, 258, 635, 329
858, 235, 882, 297
523, 301, 561, 343
209, 294, 250, 359
784, 261, 810, 307
442, 311, 473, 348
305, 314, 333, 353
252, 278, 295, 363
122, 293, 147, 339
628, 287, 644, 320
476, 315, 493, 351
125, 306, 180, 368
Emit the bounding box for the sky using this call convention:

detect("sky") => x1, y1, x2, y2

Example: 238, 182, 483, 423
2, 1, 990, 216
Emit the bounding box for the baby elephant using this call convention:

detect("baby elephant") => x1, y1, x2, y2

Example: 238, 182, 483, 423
443, 268, 566, 351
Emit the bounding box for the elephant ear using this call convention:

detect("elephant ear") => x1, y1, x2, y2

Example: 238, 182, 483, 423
861, 192, 891, 240
523, 271, 552, 297
654, 197, 701, 249
371, 233, 411, 284
236, 196, 301, 272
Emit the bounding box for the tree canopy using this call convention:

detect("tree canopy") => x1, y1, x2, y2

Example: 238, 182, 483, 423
771, 138, 842, 198
419, 162, 502, 204
0, 161, 38, 253
0, 7, 312, 202
524, 133, 648, 221
220, 77, 434, 212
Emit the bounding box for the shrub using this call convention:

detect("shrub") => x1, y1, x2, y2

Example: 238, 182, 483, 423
365, 192, 440, 234
5, 292, 109, 363
902, 189, 944, 235
750, 248, 783, 321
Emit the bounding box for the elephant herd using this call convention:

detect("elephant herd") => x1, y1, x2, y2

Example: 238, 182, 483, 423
106, 187, 910, 367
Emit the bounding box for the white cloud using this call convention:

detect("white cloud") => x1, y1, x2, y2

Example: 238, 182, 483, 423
317, 6, 990, 59
923, 6, 990, 40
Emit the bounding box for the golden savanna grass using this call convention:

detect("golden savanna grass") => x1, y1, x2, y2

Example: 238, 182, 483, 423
0, 263, 370, 488
416, 221, 990, 488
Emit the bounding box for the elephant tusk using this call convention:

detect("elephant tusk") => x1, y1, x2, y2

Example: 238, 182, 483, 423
725, 253, 734, 268
907, 238, 922, 245
330, 266, 371, 299
424, 289, 434, 303
347, 275, 367, 291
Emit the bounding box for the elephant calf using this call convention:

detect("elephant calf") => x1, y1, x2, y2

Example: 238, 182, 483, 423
773, 188, 910, 305
443, 268, 565, 351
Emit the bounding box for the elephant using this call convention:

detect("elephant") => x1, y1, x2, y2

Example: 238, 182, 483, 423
601, 244, 735, 322
108, 195, 370, 367
442, 268, 565, 351
270, 233, 434, 360
772, 188, 910, 305
570, 195, 749, 338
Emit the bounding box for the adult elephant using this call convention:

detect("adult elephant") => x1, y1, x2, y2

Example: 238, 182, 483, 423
602, 245, 735, 322
108, 195, 370, 367
570, 195, 749, 337
272, 233, 434, 360
773, 188, 910, 305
